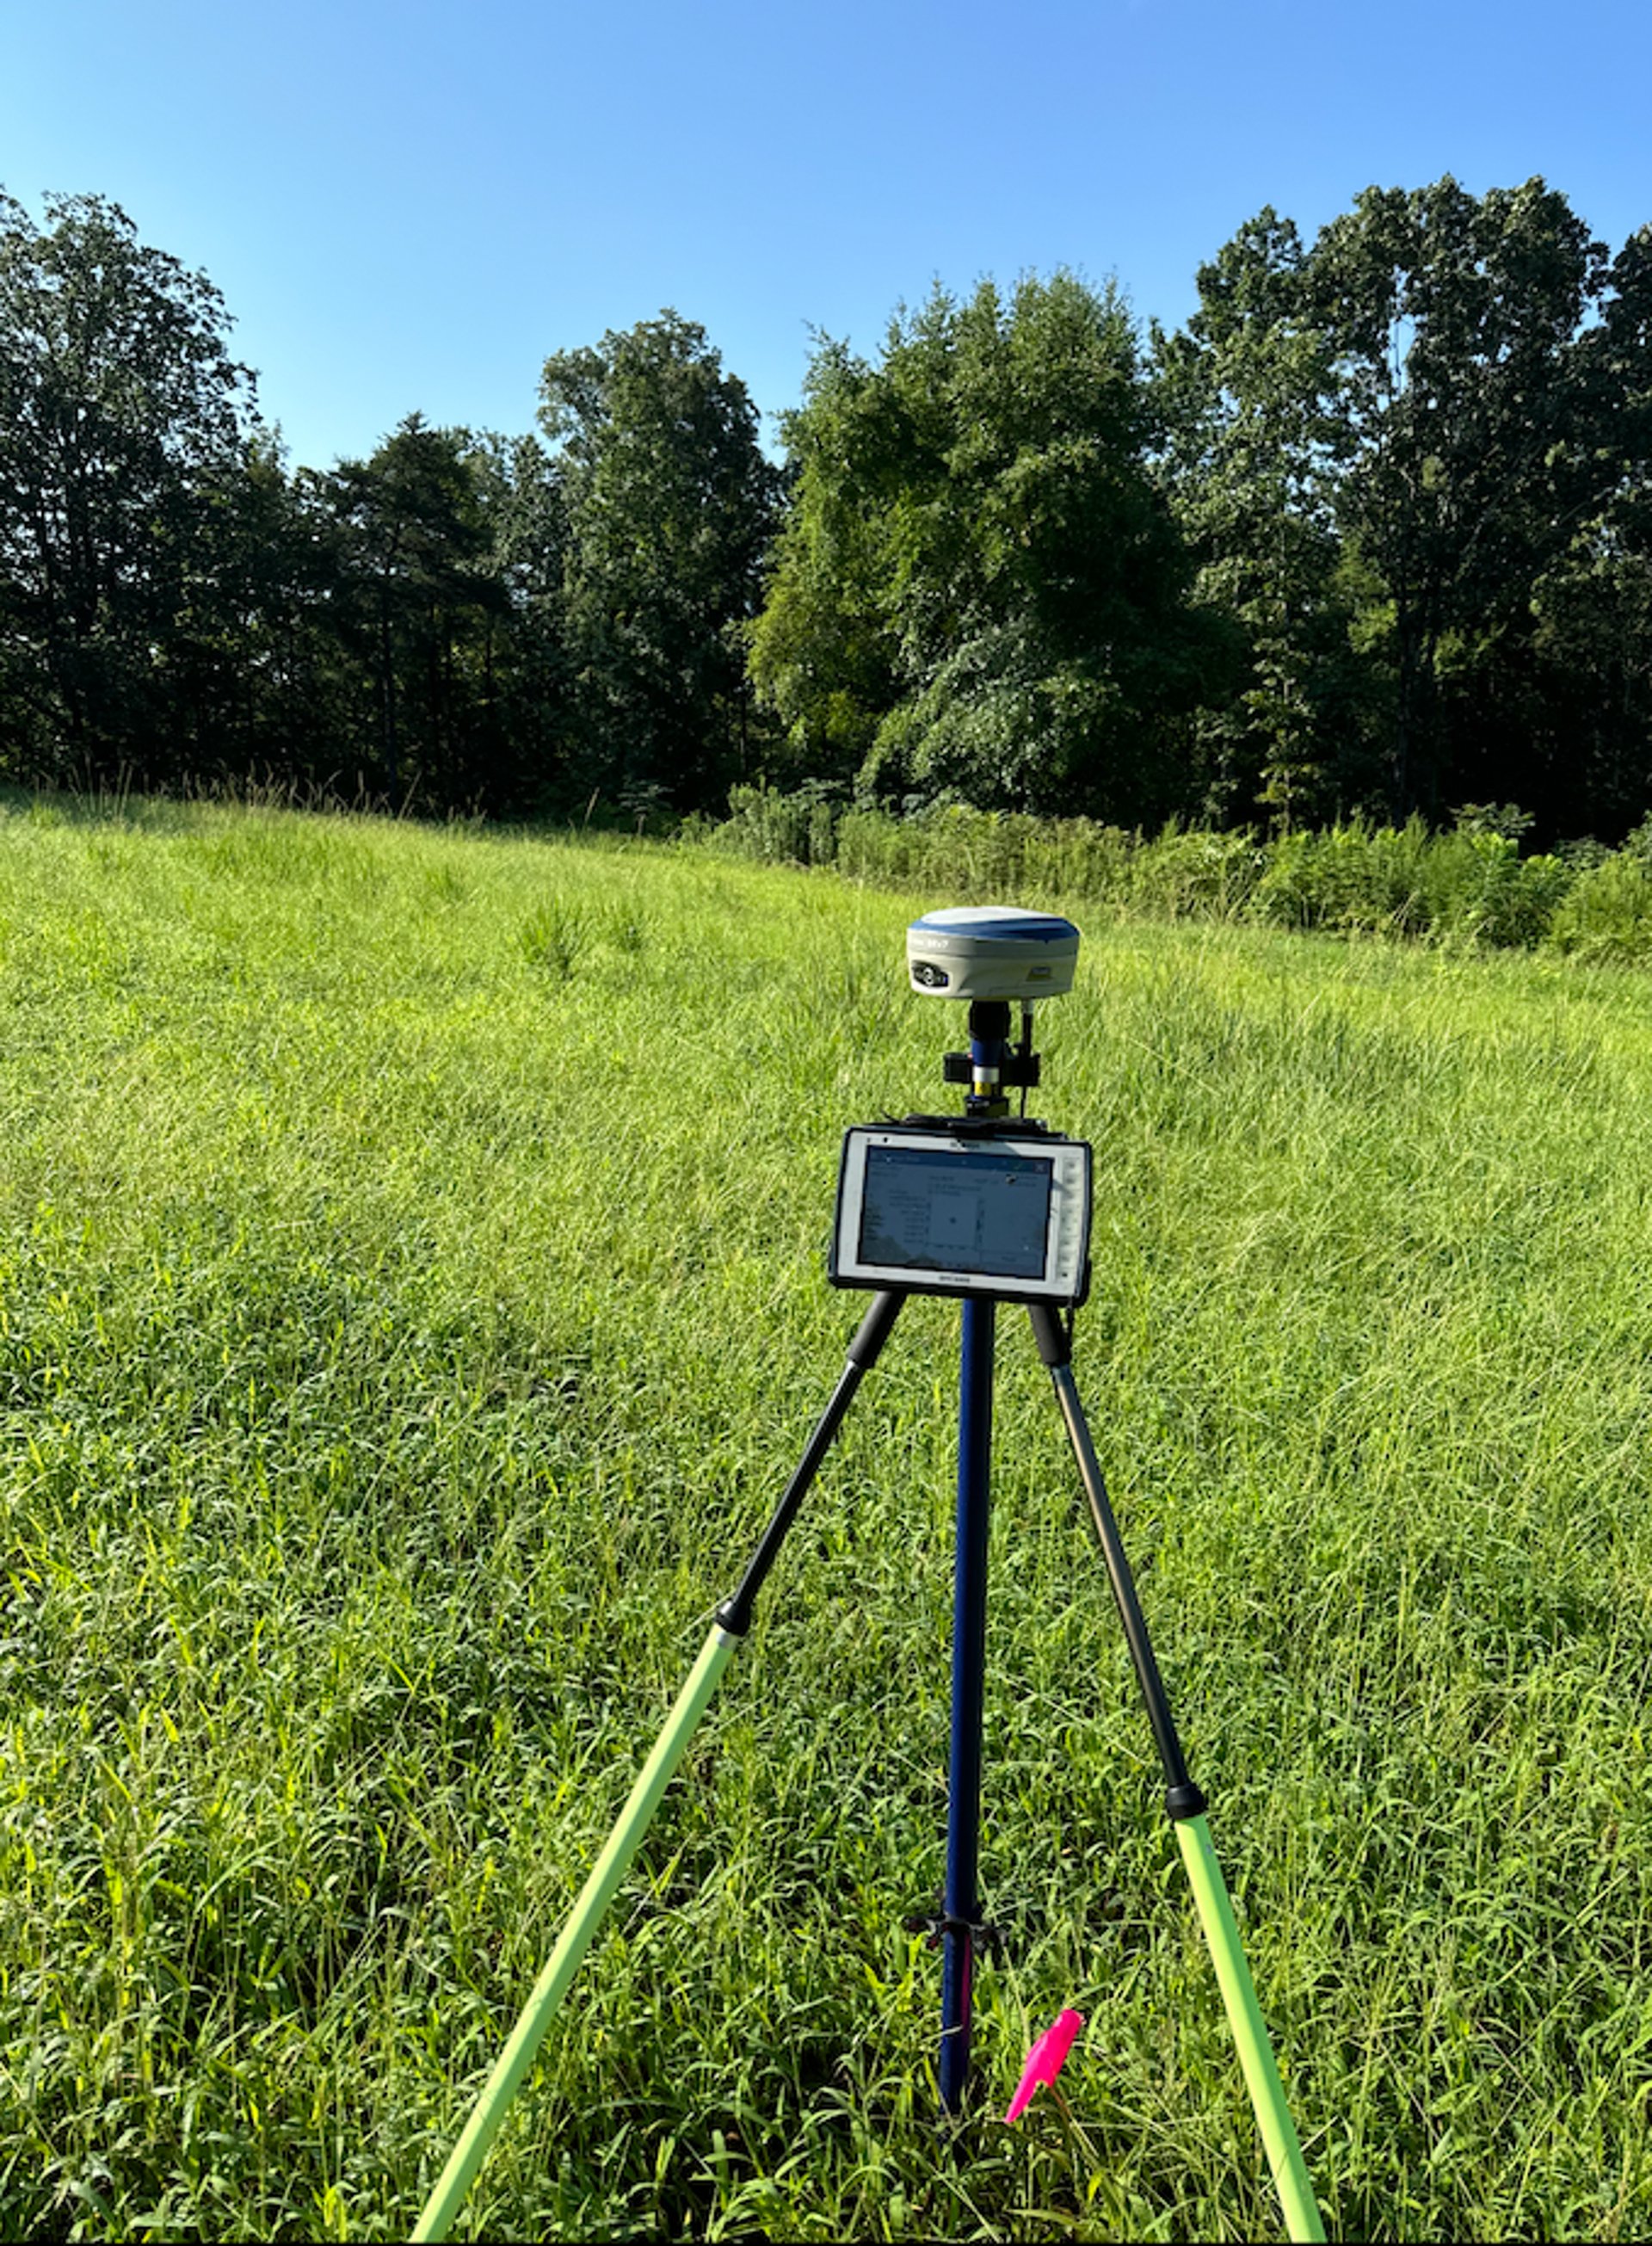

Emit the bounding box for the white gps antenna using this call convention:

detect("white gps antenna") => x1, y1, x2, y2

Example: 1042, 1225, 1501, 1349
904, 907, 1081, 1120
906, 906, 1081, 1001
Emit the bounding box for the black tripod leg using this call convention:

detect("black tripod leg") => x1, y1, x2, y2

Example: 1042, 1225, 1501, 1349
1026, 1305, 1325, 2243
715, 1289, 904, 1638
412, 1289, 906, 2243
1026, 1305, 1203, 1818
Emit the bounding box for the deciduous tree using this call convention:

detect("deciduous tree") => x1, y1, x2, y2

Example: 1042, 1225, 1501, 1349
753, 274, 1222, 824
0, 191, 260, 781
1306, 177, 1624, 817
1150, 213, 1366, 825
540, 312, 779, 814
324, 415, 508, 805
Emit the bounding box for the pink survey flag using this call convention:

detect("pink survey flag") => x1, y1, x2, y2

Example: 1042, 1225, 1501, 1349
1004, 2008, 1085, 2122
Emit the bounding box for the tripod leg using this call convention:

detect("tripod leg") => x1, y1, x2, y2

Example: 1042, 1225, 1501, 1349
1173, 1815, 1324, 2245
940, 1293, 995, 2113
412, 1623, 737, 2242
413, 1291, 904, 2243
715, 1289, 903, 1633
1027, 1306, 1324, 2246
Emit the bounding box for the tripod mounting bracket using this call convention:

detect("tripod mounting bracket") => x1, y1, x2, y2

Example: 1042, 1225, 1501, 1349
903, 1897, 1007, 1962
944, 1047, 1041, 1089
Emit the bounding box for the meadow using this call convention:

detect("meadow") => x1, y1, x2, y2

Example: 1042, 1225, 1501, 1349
3, 791, 1652, 2241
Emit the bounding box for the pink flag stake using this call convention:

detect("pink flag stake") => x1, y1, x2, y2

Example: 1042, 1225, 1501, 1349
1004, 2008, 1085, 2123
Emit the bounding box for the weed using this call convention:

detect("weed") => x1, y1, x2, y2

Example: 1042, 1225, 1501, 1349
518, 898, 586, 976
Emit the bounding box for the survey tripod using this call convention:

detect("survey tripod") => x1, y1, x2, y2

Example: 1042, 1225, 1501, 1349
414, 992, 1325, 2244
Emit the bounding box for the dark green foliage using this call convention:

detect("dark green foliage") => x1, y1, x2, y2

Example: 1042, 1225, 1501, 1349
749, 180, 1652, 844
1152, 178, 1652, 836
1309, 179, 1625, 821
4, 182, 1652, 842
0, 192, 261, 782
750, 276, 1229, 823
1150, 211, 1376, 826
0, 194, 771, 819
321, 417, 514, 808
541, 312, 781, 814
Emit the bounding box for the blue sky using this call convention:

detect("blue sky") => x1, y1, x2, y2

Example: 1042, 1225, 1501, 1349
4, 0, 1649, 472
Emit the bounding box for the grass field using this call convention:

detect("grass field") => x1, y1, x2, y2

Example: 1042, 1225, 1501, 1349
4, 791, 1652, 2241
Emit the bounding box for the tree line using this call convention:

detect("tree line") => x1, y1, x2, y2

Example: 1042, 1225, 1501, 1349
2, 179, 1649, 842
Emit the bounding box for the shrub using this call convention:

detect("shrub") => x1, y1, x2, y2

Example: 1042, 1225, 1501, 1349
699, 786, 1609, 959
1547, 854, 1652, 962
1250, 819, 1433, 936
718, 781, 844, 868
835, 803, 1039, 895
1130, 825, 1262, 920
834, 805, 926, 886
1248, 818, 1574, 949
1020, 816, 1137, 904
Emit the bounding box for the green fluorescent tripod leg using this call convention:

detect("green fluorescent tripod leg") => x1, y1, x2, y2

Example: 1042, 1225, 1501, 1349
411, 1623, 738, 2243
412, 1293, 903, 2243
1174, 1815, 1325, 2245
1027, 1305, 1324, 2244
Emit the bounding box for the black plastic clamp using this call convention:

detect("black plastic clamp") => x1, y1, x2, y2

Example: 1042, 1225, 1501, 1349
943, 1050, 1041, 1088
902, 1898, 1007, 1959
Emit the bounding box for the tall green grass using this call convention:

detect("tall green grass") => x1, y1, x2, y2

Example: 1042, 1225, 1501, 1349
4, 790, 1652, 2238
712, 785, 1652, 961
